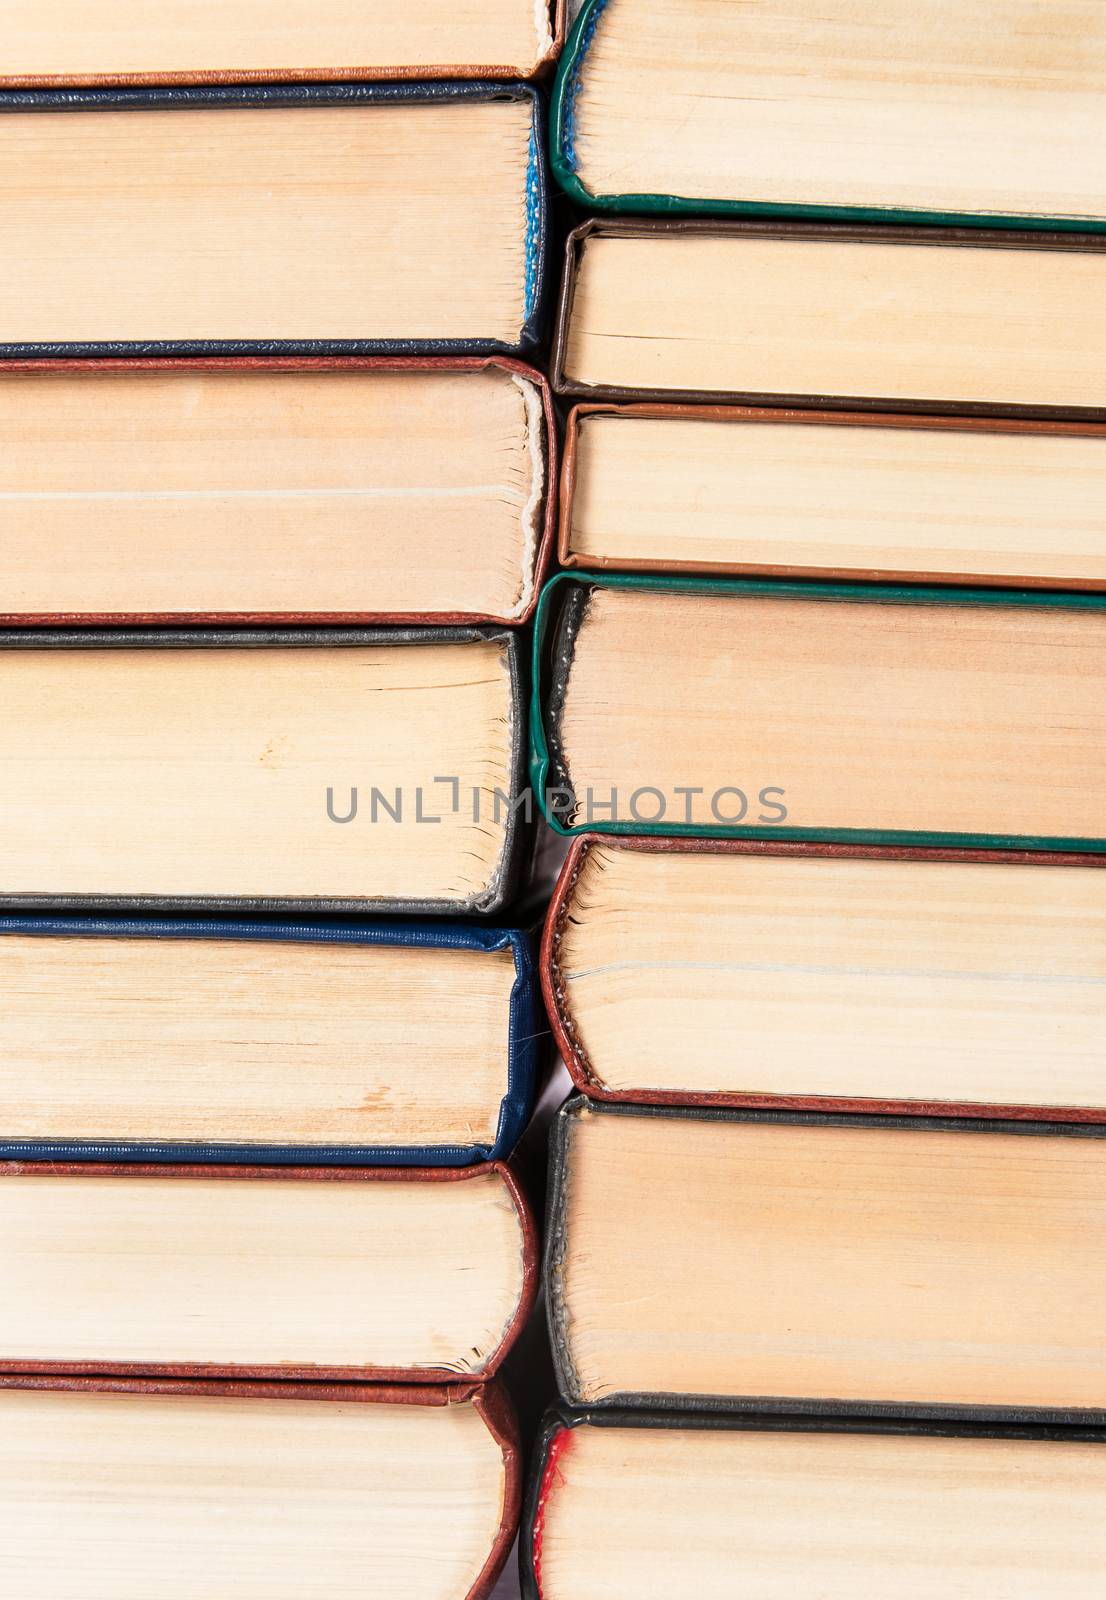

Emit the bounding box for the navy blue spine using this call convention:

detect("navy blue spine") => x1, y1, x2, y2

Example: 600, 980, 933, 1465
0, 916, 538, 1166
0, 81, 550, 357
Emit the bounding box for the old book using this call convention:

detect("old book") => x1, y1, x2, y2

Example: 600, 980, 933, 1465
1, 1376, 520, 1600
551, 0, 1106, 229
552, 220, 1106, 415
559, 405, 1106, 589
0, 84, 547, 357
0, 919, 536, 1165
2, 0, 564, 84
0, 628, 526, 915
544, 839, 1106, 1121
546, 1098, 1106, 1418
0, 357, 554, 625
523, 1407, 1106, 1600
0, 1161, 536, 1380
533, 574, 1106, 849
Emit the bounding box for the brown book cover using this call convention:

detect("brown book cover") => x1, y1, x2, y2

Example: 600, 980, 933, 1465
1, 1374, 521, 1600
557, 402, 1106, 590
543, 835, 1106, 1123
1, 1, 566, 85
0, 355, 556, 627
551, 217, 1106, 419
0, 1160, 538, 1382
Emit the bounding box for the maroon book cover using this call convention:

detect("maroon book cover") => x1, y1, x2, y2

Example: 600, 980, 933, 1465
0, 1159, 539, 1382
0, 354, 556, 627
1, 1373, 522, 1600
543, 834, 1106, 1123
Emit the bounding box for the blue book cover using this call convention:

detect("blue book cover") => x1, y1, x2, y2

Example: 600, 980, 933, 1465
0, 916, 539, 1166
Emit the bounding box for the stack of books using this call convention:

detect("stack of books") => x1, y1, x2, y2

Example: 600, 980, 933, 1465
521, 2, 1106, 1598
4, 1, 1106, 1597
0, 5, 563, 1599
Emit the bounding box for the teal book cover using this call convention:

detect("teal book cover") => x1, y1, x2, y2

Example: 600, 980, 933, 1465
531, 570, 1106, 851
552, 0, 1106, 232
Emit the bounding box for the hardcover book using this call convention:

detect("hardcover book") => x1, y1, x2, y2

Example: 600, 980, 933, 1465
531, 573, 1106, 850
2, 0, 564, 85
0, 1161, 536, 1381
0, 918, 537, 1165
551, 219, 1106, 415
0, 627, 527, 915
544, 838, 1106, 1122
552, 0, 1106, 230
546, 1097, 1106, 1419
2, 1376, 520, 1600
559, 404, 1106, 590
0, 357, 555, 626
0, 84, 548, 358
523, 1406, 1106, 1600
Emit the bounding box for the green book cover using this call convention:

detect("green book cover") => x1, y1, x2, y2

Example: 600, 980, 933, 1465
552, 0, 1106, 233
530, 570, 1106, 849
